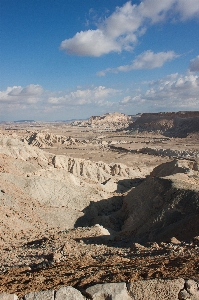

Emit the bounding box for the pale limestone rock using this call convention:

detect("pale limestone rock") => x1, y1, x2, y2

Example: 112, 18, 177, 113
86, 282, 132, 300
179, 289, 191, 299
0, 136, 49, 162
94, 224, 115, 241
52, 155, 145, 184
131, 242, 147, 251
100, 178, 118, 192
0, 294, 18, 300
186, 279, 199, 299
73, 112, 133, 129
55, 286, 85, 300
24, 290, 54, 300
94, 224, 111, 236
128, 278, 184, 300
170, 237, 181, 245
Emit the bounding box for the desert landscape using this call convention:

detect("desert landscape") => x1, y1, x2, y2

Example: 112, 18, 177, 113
2, 0, 199, 298
0, 111, 199, 299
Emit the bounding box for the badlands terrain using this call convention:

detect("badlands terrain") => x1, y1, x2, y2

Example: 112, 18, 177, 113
0, 111, 199, 299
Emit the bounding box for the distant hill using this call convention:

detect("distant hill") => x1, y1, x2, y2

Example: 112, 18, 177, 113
128, 111, 199, 137
72, 112, 137, 130
14, 120, 35, 123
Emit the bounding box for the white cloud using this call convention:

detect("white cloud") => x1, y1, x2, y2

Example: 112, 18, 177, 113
60, 0, 199, 57
0, 85, 119, 112
120, 73, 199, 109
60, 30, 120, 57
97, 50, 178, 75
48, 86, 120, 106
0, 84, 43, 104
131, 51, 178, 69
189, 55, 199, 72
175, 0, 199, 20
0, 84, 121, 120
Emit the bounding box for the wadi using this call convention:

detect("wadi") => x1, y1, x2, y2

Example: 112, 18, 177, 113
0, 111, 199, 299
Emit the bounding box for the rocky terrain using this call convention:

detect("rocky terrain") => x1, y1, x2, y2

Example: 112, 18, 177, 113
72, 112, 136, 130
24, 132, 82, 148
128, 111, 199, 137
0, 111, 199, 299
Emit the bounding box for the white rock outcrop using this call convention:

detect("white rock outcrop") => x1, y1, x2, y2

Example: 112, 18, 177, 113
55, 286, 85, 300
0, 294, 18, 300
24, 132, 83, 148
24, 290, 54, 300
128, 278, 185, 300
86, 282, 132, 300
52, 155, 145, 184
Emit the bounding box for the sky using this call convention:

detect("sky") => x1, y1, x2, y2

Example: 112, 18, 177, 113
0, 0, 199, 121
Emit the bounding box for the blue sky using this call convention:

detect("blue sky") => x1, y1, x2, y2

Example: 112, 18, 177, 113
0, 0, 199, 121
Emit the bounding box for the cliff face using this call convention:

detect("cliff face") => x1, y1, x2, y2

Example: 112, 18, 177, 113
128, 111, 199, 137
141, 111, 199, 118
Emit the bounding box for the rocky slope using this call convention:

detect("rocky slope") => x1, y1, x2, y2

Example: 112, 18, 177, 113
109, 159, 199, 244
23, 132, 83, 148
0, 134, 148, 247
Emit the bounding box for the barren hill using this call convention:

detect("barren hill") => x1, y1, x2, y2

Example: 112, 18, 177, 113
120, 174, 199, 243
0, 134, 148, 247
82, 159, 199, 245
1, 132, 199, 246
24, 132, 82, 148
129, 111, 199, 137
72, 112, 136, 130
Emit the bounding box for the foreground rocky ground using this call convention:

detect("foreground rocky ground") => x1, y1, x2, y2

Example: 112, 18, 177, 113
0, 112, 199, 299
0, 227, 199, 298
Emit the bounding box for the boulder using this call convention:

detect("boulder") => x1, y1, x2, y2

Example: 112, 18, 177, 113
128, 278, 184, 300
170, 237, 181, 245
86, 282, 132, 300
24, 290, 54, 300
131, 243, 147, 252
55, 286, 85, 300
0, 294, 18, 300
185, 279, 199, 299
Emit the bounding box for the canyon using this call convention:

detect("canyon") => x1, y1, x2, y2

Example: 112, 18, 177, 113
0, 111, 199, 299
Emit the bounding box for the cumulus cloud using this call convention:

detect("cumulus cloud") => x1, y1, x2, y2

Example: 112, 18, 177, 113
0, 84, 43, 104
120, 73, 199, 109
129, 51, 178, 69
48, 86, 120, 106
97, 50, 178, 75
60, 30, 120, 57
0, 84, 121, 120
189, 55, 199, 72
0, 85, 119, 111
60, 0, 199, 57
